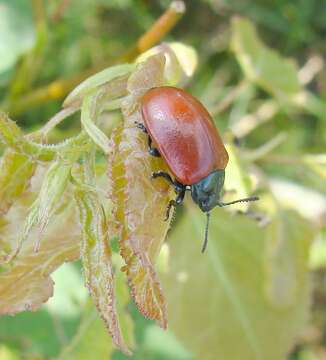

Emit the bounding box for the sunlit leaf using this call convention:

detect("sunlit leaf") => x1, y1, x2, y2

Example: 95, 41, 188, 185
231, 17, 302, 99
75, 188, 131, 355
161, 203, 313, 360
269, 178, 326, 226
136, 42, 198, 85
108, 53, 174, 328
0, 150, 36, 214
81, 94, 111, 154
0, 112, 91, 162
224, 141, 254, 211
127, 53, 166, 95
59, 304, 114, 360
0, 111, 23, 145
0, 200, 80, 315
63, 63, 134, 108
303, 154, 326, 180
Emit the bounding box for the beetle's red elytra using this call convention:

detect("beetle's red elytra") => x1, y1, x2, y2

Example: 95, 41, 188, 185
139, 86, 259, 252
141, 86, 229, 185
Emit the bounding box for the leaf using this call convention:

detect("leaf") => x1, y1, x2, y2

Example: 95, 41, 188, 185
303, 154, 326, 180
136, 42, 198, 85
81, 94, 111, 154
108, 53, 174, 328
58, 265, 135, 360
18, 161, 72, 256
0, 112, 90, 162
161, 203, 313, 360
0, 0, 35, 73
63, 63, 134, 108
0, 111, 23, 145
224, 141, 254, 211
0, 150, 36, 214
231, 17, 302, 99
59, 304, 115, 360
269, 178, 326, 226
0, 200, 80, 315
75, 188, 131, 355
127, 53, 166, 95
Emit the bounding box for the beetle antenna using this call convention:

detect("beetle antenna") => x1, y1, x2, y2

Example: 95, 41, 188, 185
219, 195, 259, 207
201, 212, 210, 253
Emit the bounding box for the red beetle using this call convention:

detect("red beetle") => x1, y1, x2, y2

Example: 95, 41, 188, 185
137, 86, 258, 252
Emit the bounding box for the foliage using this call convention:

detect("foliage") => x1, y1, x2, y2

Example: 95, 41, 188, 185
0, 1, 325, 359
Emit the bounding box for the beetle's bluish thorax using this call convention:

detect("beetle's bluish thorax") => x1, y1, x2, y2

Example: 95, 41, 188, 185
190, 170, 225, 212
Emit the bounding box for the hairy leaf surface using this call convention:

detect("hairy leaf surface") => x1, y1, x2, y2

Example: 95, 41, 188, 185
0, 150, 36, 214
0, 201, 80, 315
109, 54, 174, 328
75, 188, 131, 355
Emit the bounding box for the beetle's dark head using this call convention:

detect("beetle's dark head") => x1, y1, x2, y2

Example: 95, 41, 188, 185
191, 169, 259, 253
191, 170, 224, 213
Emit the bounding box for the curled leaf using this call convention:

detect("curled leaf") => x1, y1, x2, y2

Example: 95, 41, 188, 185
75, 188, 131, 355
0, 150, 36, 215
127, 53, 166, 95
63, 64, 134, 108
136, 42, 197, 85
81, 95, 111, 154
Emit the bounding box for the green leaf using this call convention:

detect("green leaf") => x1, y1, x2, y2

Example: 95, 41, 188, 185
224, 142, 254, 211
58, 304, 114, 360
81, 95, 111, 154
161, 204, 313, 360
231, 17, 302, 99
63, 63, 134, 108
0, 0, 35, 73
0, 111, 23, 145
0, 150, 36, 214
75, 188, 131, 355
0, 112, 91, 162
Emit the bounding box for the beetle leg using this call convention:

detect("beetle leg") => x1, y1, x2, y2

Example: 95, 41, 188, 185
165, 189, 185, 221
135, 121, 161, 157
152, 171, 184, 192
148, 136, 161, 157
134, 121, 147, 133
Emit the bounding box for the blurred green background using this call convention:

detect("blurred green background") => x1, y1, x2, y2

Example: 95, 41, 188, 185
0, 0, 325, 359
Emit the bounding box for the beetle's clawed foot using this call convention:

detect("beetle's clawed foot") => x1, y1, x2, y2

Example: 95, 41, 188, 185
164, 200, 175, 221
134, 121, 147, 133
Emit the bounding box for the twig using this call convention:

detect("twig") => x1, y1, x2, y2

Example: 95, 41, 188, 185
4, 1, 186, 116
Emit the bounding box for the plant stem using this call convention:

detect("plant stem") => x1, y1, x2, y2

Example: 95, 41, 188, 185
4, 1, 186, 116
